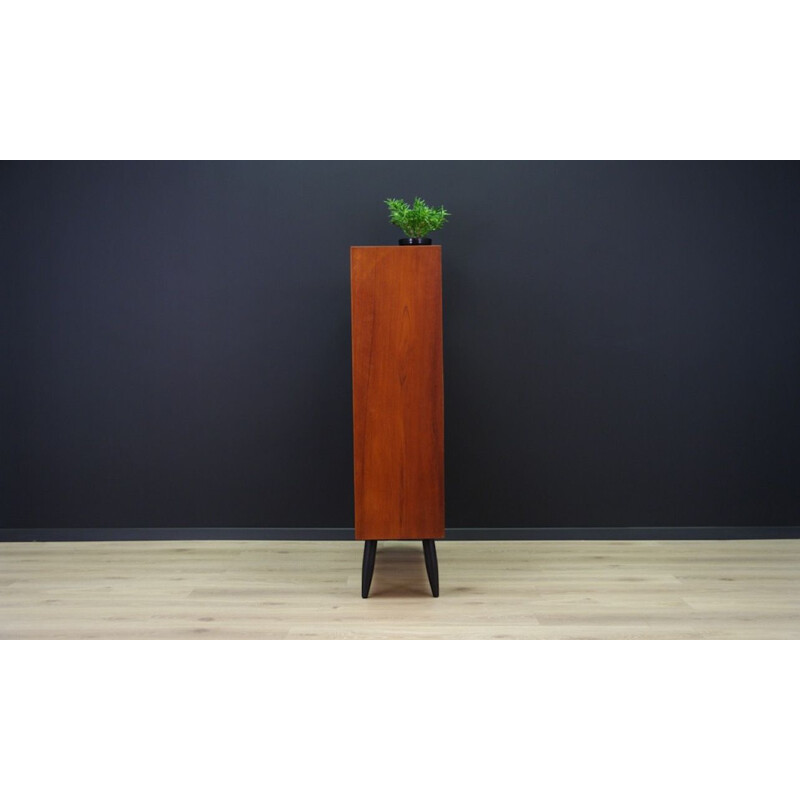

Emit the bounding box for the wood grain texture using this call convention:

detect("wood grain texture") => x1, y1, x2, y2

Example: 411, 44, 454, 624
350, 246, 444, 540
1, 540, 798, 639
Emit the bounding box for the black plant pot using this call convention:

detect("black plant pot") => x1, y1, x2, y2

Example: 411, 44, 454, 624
398, 237, 432, 246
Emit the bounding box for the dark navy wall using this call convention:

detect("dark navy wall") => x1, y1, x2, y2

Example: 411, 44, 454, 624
2, 161, 799, 531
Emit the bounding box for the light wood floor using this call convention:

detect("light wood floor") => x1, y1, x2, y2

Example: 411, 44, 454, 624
0, 539, 798, 639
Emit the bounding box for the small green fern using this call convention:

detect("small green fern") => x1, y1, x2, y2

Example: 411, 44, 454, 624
384, 197, 450, 238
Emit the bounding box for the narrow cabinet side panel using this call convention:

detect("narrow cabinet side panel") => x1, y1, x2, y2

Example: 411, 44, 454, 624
350, 247, 445, 540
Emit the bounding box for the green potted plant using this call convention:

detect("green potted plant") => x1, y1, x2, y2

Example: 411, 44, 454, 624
384, 196, 450, 245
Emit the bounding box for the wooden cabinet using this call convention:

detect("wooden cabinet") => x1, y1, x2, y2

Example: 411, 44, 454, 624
350, 246, 445, 595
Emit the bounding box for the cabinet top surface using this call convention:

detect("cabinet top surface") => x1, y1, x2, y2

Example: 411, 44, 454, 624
351, 245, 441, 251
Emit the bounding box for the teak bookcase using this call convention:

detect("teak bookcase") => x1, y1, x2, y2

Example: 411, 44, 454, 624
350, 246, 445, 597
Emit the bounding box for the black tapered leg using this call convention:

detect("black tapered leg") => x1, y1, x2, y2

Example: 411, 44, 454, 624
361, 540, 377, 598
422, 540, 439, 597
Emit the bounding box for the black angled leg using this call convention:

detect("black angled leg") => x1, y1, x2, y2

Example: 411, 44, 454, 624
361, 540, 377, 598
422, 540, 439, 597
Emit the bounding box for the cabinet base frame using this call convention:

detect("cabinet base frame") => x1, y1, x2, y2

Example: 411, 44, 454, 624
361, 540, 439, 598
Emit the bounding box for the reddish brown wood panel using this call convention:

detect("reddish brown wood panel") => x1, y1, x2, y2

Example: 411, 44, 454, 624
350, 246, 445, 540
